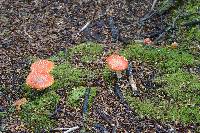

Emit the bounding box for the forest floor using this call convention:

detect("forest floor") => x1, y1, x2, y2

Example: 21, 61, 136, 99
1, 0, 200, 132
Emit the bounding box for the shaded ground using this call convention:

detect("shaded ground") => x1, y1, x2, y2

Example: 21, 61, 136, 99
1, 0, 199, 132
1, 0, 159, 93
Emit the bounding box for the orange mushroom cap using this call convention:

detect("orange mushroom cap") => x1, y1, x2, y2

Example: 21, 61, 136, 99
31, 59, 54, 73
26, 72, 54, 90
171, 42, 178, 49
144, 38, 152, 45
106, 54, 128, 71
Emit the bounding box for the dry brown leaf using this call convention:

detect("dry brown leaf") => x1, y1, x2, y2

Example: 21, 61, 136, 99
13, 98, 28, 111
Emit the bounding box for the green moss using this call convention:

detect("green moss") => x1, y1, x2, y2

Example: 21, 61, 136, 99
21, 45, 100, 131
81, 55, 96, 63
47, 43, 103, 90
0, 111, 7, 119
67, 86, 97, 108
155, 71, 200, 104
127, 96, 155, 117
120, 43, 197, 73
121, 38, 199, 124
170, 0, 200, 54
50, 62, 98, 90
184, 1, 200, 20
20, 91, 60, 132
22, 38, 199, 129
102, 66, 112, 84
125, 71, 200, 124
69, 42, 103, 55
49, 51, 67, 62
22, 83, 48, 100
51, 63, 85, 88
68, 42, 103, 63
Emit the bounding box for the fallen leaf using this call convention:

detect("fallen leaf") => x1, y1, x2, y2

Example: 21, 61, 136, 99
13, 98, 28, 111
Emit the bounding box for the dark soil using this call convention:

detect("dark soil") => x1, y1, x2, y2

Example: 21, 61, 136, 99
1, 0, 198, 132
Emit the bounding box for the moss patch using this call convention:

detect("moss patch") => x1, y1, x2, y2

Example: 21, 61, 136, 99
51, 62, 91, 89
68, 42, 103, 63
119, 43, 198, 73
20, 91, 60, 132
20, 38, 199, 131
125, 70, 200, 124
67, 86, 97, 108
119, 6, 200, 123
155, 71, 200, 103
170, 0, 200, 55
121, 41, 199, 124
20, 43, 103, 131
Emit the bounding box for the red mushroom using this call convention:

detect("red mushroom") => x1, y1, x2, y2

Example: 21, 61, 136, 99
26, 72, 54, 90
144, 38, 152, 45
31, 59, 54, 73
106, 54, 128, 78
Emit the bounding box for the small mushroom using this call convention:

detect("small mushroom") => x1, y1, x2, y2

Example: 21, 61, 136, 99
26, 72, 54, 90
31, 59, 54, 73
171, 42, 178, 49
106, 54, 128, 79
144, 38, 152, 45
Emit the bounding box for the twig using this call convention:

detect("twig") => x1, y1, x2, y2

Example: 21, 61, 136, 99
151, 0, 158, 11
139, 0, 175, 24
77, 21, 91, 35
82, 88, 90, 114
94, 123, 109, 133
133, 40, 143, 43
81, 88, 91, 132
126, 63, 138, 92
24, 26, 32, 39
129, 76, 137, 92
112, 125, 117, 133
114, 81, 125, 102
138, 11, 156, 23
53, 126, 79, 132
154, 26, 173, 43
108, 16, 119, 42
96, 107, 114, 126
64, 126, 79, 133
114, 81, 134, 113
182, 20, 200, 27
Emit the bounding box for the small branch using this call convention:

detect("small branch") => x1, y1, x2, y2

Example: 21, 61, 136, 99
151, 0, 158, 11
77, 21, 91, 35
64, 126, 79, 133
182, 20, 200, 27
96, 107, 114, 126
112, 125, 117, 133
94, 123, 109, 133
82, 88, 90, 114
114, 80, 134, 113
138, 11, 156, 23
126, 63, 138, 93
24, 28, 32, 39
114, 81, 125, 102
53, 126, 79, 133
129, 76, 137, 92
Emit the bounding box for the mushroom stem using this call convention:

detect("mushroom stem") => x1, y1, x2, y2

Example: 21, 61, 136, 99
116, 71, 122, 79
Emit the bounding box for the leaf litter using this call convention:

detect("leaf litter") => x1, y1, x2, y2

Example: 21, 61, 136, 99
1, 0, 199, 132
